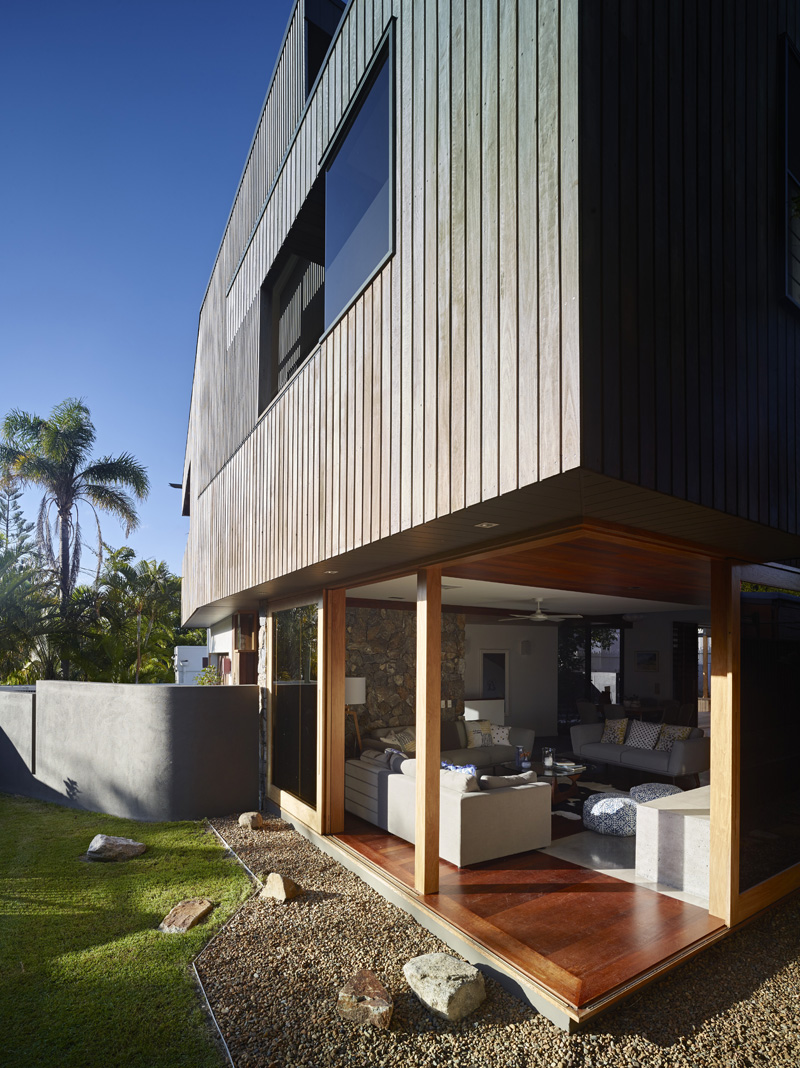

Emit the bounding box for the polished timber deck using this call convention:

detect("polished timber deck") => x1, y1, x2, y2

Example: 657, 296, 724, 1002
335, 814, 725, 1012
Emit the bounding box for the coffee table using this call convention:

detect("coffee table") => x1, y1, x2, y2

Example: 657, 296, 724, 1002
499, 760, 587, 804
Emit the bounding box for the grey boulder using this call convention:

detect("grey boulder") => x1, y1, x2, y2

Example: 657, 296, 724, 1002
403, 953, 485, 1021
238, 811, 264, 829
86, 834, 146, 861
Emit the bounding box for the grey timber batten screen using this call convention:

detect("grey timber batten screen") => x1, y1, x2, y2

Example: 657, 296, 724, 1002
787, 37, 800, 306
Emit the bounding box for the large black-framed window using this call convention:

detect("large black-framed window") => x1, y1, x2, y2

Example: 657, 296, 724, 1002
324, 43, 393, 329
786, 37, 800, 306
256, 32, 394, 416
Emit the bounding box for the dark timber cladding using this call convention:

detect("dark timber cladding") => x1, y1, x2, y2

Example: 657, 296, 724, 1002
181, 0, 580, 622
579, 0, 800, 534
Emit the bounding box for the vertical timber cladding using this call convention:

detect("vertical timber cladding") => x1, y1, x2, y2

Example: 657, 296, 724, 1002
579, 0, 800, 532
182, 0, 581, 623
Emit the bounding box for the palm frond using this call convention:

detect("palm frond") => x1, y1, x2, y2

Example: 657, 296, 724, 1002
1, 409, 46, 448
36, 498, 57, 571
81, 454, 150, 498
82, 485, 140, 535
39, 398, 95, 466
68, 515, 82, 598
91, 509, 103, 587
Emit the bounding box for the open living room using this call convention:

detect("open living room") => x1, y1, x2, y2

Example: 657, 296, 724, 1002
265, 548, 791, 1026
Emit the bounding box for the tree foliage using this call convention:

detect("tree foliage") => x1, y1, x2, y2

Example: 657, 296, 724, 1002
0, 469, 35, 561
67, 547, 205, 684
0, 399, 149, 625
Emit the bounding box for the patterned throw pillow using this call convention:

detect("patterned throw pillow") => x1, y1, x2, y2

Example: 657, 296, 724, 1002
391, 726, 416, 753
655, 724, 693, 752
441, 761, 478, 778
624, 719, 661, 750
600, 718, 629, 745
466, 719, 494, 748
490, 724, 511, 746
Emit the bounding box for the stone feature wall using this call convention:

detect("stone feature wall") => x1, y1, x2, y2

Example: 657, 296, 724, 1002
345, 607, 466, 735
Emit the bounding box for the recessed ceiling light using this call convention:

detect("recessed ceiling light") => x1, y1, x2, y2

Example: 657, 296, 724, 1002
388, 595, 406, 600
442, 584, 462, 590
474, 522, 499, 529
324, 569, 339, 574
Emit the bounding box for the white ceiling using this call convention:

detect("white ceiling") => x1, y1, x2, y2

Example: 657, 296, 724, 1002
347, 575, 699, 617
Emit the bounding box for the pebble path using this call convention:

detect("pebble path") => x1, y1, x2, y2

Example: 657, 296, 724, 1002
196, 816, 800, 1068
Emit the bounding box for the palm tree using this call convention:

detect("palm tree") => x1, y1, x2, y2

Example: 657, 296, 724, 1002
0, 398, 149, 677
98, 552, 175, 682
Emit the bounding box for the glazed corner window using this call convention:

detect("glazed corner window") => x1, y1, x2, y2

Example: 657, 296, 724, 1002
324, 48, 392, 328
787, 40, 800, 306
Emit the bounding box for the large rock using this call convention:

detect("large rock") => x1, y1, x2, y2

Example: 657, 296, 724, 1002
159, 898, 214, 934
403, 953, 485, 1021
337, 969, 393, 1029
260, 872, 302, 902
238, 811, 264, 829
86, 834, 146, 861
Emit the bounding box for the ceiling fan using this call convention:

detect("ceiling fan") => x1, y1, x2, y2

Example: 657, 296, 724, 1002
498, 598, 583, 623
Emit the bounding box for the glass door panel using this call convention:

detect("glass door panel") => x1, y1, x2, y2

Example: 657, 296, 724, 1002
739, 584, 800, 891
272, 604, 318, 808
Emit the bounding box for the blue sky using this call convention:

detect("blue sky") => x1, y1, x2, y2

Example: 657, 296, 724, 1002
0, 0, 295, 576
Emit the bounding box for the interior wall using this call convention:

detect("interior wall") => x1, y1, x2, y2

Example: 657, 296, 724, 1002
208, 616, 233, 654
623, 610, 707, 702
464, 624, 558, 737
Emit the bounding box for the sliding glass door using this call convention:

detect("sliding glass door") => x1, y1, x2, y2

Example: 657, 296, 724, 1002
271, 604, 318, 808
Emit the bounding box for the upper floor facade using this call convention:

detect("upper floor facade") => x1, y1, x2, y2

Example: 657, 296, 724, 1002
182, 0, 800, 625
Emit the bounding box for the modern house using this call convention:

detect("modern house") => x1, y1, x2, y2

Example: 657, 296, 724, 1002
181, 0, 800, 1029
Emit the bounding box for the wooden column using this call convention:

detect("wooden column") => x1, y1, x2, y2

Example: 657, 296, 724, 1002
322, 588, 346, 834
415, 566, 442, 895
709, 559, 740, 925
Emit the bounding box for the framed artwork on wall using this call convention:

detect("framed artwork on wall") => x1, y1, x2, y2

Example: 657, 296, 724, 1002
635, 650, 659, 673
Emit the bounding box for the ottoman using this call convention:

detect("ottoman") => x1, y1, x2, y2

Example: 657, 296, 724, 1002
630, 783, 683, 804
582, 792, 638, 836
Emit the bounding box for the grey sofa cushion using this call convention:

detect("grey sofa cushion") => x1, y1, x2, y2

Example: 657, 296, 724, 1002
620, 747, 672, 772
480, 770, 538, 790
398, 759, 479, 792
441, 744, 515, 768
579, 742, 628, 764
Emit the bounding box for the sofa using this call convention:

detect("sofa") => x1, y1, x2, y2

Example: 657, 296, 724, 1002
569, 721, 710, 782
362, 718, 536, 772
345, 753, 552, 867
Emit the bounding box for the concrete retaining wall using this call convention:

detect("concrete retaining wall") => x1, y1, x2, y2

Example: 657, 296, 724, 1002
0, 682, 259, 821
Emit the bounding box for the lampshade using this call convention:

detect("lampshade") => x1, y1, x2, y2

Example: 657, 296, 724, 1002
344, 676, 366, 705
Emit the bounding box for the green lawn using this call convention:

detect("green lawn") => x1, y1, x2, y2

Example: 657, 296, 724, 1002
0, 795, 252, 1068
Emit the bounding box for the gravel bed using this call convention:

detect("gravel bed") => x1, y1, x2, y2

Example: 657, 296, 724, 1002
197, 815, 800, 1068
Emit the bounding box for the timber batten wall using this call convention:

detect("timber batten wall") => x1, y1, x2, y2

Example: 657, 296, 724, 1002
579, 0, 800, 533
183, 0, 581, 622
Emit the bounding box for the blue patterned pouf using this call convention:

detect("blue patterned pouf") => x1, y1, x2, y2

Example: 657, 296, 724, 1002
582, 792, 638, 836
630, 783, 684, 804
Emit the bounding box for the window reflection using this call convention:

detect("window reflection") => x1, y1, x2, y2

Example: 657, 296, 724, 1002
739, 586, 800, 890
325, 52, 392, 327
272, 604, 318, 808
